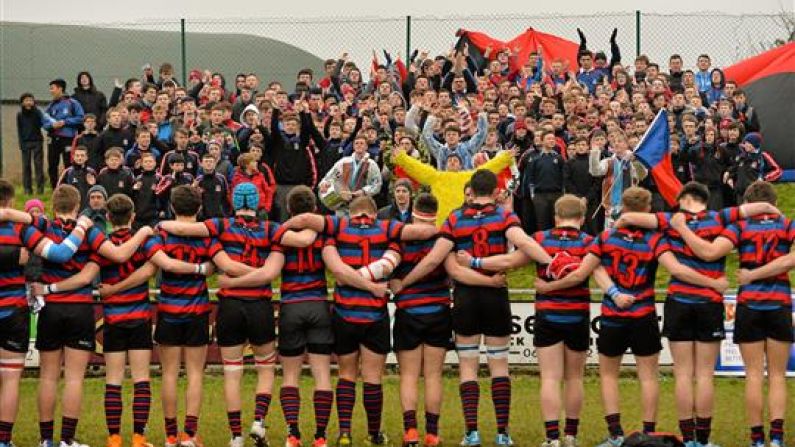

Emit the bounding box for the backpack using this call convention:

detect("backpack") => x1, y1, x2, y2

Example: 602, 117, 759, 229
621, 432, 685, 447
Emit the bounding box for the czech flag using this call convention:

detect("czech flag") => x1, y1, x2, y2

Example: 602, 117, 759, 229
633, 109, 682, 207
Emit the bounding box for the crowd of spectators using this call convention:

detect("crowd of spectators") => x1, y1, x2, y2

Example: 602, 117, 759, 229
16, 28, 780, 233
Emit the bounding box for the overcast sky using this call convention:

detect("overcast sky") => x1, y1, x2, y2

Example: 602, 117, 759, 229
2, 0, 791, 22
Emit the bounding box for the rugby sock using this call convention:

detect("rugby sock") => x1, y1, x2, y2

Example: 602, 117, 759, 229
39, 420, 54, 441
164, 417, 178, 438
491, 376, 511, 434
459, 380, 479, 433
335, 379, 356, 433
254, 393, 272, 422
363, 382, 383, 436
544, 420, 560, 440
60, 416, 78, 444
0, 420, 13, 443
425, 412, 440, 436
104, 383, 123, 435
564, 418, 579, 437
184, 414, 198, 437
751, 425, 765, 444
403, 410, 417, 431
227, 411, 242, 438
605, 413, 623, 437
133, 380, 151, 435
643, 421, 656, 434
280, 386, 301, 438
770, 419, 784, 443
313, 390, 333, 439
695, 417, 712, 444
679, 418, 695, 442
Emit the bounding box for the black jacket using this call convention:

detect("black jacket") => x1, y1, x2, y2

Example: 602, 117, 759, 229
133, 170, 160, 227
563, 153, 596, 199
16, 107, 45, 143
73, 72, 108, 127
98, 166, 135, 199
97, 126, 134, 163
196, 171, 230, 219
266, 109, 316, 186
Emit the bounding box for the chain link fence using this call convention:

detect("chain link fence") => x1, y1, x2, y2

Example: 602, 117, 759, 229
1, 11, 792, 179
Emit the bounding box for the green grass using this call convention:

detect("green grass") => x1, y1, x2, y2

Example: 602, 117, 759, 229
9, 373, 795, 446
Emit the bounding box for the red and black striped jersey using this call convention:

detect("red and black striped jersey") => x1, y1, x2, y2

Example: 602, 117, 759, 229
589, 227, 669, 321
149, 230, 219, 322
532, 227, 593, 323
273, 227, 328, 305
323, 215, 403, 323
0, 221, 45, 317
36, 216, 106, 304
720, 214, 795, 309
89, 229, 153, 327
656, 207, 740, 304
206, 216, 279, 301
393, 235, 451, 315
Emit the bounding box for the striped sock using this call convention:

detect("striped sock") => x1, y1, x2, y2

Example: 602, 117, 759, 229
425, 412, 440, 436
254, 393, 272, 422
39, 420, 54, 441
751, 425, 765, 444
0, 420, 13, 443
164, 417, 178, 438
60, 417, 78, 444
335, 379, 356, 433
491, 376, 511, 434
695, 417, 712, 444
605, 413, 623, 437
227, 411, 242, 437
770, 419, 784, 443
643, 421, 656, 434
403, 410, 417, 431
544, 420, 560, 440
280, 386, 301, 438
133, 380, 151, 435
363, 382, 383, 437
184, 415, 198, 437
459, 380, 479, 433
104, 383, 123, 435
679, 418, 695, 442
564, 418, 579, 437
313, 390, 333, 439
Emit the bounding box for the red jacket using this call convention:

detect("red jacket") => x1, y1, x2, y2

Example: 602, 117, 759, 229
231, 167, 275, 212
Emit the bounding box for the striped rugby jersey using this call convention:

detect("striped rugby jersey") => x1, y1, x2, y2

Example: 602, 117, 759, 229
273, 227, 328, 305
0, 221, 45, 318
393, 235, 451, 316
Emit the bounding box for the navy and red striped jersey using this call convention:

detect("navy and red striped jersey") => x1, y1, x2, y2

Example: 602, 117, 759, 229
148, 230, 218, 322
393, 235, 451, 315
589, 227, 669, 321
656, 207, 740, 304
532, 227, 593, 323
273, 227, 328, 305
0, 221, 45, 318
35, 216, 107, 304
720, 214, 795, 309
439, 203, 520, 277
89, 229, 153, 327
205, 216, 279, 301
323, 215, 404, 323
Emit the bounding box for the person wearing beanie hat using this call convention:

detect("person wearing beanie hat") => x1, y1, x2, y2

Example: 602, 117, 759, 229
25, 198, 46, 219
726, 131, 782, 203
377, 178, 414, 222
81, 184, 110, 233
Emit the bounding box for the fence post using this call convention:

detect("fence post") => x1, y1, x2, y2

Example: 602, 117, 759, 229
635, 10, 641, 56
180, 19, 187, 86
406, 16, 411, 64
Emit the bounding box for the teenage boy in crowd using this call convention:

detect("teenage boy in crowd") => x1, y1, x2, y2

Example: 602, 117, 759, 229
44, 78, 85, 189
17, 92, 47, 194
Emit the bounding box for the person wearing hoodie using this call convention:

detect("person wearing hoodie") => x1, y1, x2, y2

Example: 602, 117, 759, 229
235, 104, 266, 153
16, 92, 48, 194
704, 68, 726, 107
232, 87, 255, 123
73, 71, 108, 129
44, 78, 85, 189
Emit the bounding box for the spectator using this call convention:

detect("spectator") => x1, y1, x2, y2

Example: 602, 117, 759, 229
694, 54, 712, 93
81, 184, 109, 233
16, 92, 47, 194
422, 110, 488, 170
56, 145, 95, 210
96, 107, 134, 166
726, 132, 781, 204
194, 152, 231, 219
563, 137, 599, 234
231, 152, 275, 218
377, 178, 414, 222
43, 78, 85, 189
589, 130, 647, 228
319, 135, 382, 214
523, 130, 565, 231
73, 71, 108, 128
125, 127, 162, 176
155, 153, 195, 219
131, 152, 160, 229
97, 147, 135, 200
72, 113, 101, 170
160, 128, 200, 177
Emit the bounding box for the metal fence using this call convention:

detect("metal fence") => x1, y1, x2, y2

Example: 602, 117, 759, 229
0, 11, 792, 176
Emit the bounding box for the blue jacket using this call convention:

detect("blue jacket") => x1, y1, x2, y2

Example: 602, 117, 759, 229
576, 69, 601, 94
695, 70, 711, 93
43, 96, 84, 139
422, 113, 488, 170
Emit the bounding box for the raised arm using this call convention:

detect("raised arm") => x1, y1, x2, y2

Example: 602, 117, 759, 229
31, 262, 100, 296
482, 150, 514, 175
506, 226, 552, 264
394, 150, 438, 186
97, 227, 153, 263
670, 214, 734, 261
658, 251, 728, 293
464, 112, 489, 154
589, 149, 608, 176
157, 220, 211, 237
444, 253, 507, 287
421, 116, 444, 161
217, 252, 286, 289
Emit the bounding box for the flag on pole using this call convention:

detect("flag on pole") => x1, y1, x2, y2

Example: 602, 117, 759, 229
633, 109, 682, 207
